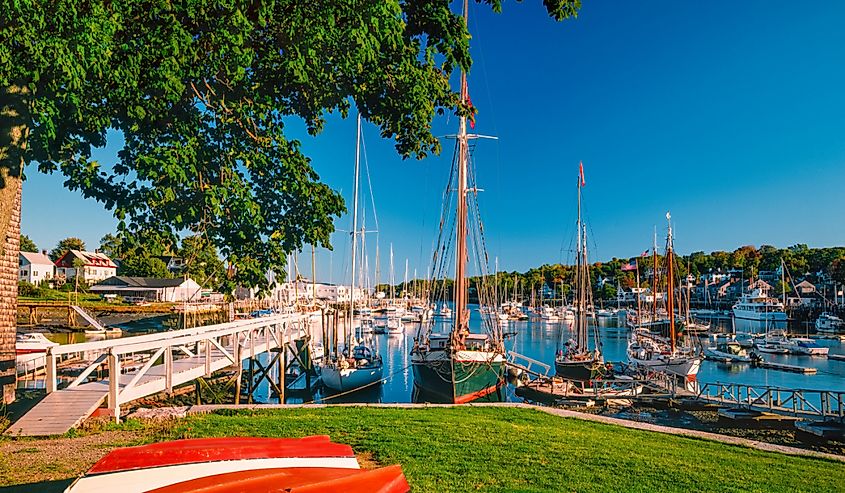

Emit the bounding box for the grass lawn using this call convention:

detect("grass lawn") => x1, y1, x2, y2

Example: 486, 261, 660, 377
1, 406, 841, 492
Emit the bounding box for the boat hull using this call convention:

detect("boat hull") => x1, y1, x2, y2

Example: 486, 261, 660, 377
320, 364, 384, 393
411, 349, 505, 404
554, 357, 604, 382
628, 353, 701, 378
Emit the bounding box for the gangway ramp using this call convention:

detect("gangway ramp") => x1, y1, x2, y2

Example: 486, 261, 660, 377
70, 305, 108, 332
5, 313, 309, 437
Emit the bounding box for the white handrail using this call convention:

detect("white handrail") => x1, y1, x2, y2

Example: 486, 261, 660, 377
46, 314, 304, 356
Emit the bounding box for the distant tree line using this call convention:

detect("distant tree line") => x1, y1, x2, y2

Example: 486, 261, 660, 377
379, 244, 845, 302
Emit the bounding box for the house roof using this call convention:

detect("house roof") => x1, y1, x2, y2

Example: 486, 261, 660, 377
19, 252, 54, 265
56, 250, 117, 268
94, 276, 189, 288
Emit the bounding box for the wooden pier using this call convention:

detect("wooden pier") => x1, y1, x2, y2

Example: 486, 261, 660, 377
5, 313, 310, 437
755, 361, 817, 374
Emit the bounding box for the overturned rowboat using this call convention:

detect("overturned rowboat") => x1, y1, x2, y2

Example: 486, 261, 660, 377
65, 435, 410, 493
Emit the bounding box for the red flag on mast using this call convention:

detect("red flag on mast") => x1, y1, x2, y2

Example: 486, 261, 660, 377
579, 161, 586, 186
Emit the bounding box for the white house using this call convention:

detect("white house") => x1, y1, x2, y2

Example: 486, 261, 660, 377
90, 276, 203, 302
55, 250, 117, 283
235, 277, 368, 303
19, 252, 55, 284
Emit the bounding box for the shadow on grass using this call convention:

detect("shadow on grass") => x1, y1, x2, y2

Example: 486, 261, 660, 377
0, 479, 73, 493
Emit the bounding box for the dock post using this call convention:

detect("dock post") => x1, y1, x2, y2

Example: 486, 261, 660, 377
278, 327, 285, 404
204, 339, 211, 377
234, 334, 242, 405
247, 356, 254, 404
45, 349, 56, 394
164, 346, 173, 394
108, 349, 121, 423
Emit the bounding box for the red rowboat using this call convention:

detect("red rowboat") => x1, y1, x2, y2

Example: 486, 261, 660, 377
65, 436, 410, 493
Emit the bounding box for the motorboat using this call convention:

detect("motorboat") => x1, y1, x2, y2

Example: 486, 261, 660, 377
15, 332, 58, 354
703, 338, 752, 363
781, 337, 829, 356
816, 312, 845, 334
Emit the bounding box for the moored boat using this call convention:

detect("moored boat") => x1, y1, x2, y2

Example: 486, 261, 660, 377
64, 436, 409, 493
554, 163, 604, 382
816, 312, 845, 334
703, 338, 752, 363
627, 214, 701, 380
411, 3, 506, 404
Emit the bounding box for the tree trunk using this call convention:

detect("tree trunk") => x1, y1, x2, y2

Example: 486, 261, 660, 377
0, 84, 29, 404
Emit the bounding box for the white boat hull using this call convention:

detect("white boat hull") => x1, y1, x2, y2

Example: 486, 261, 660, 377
320, 364, 384, 393
628, 353, 701, 377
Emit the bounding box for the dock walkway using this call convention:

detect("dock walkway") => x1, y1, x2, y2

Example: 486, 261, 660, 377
6, 314, 309, 437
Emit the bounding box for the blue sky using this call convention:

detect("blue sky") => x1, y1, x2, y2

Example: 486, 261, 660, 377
22, 1, 845, 283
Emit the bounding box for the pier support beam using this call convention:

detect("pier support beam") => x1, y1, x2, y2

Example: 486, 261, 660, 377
108, 350, 120, 423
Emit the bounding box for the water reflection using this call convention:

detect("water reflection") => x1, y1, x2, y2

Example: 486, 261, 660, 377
20, 306, 845, 399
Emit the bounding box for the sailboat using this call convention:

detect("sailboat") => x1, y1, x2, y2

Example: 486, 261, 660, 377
627, 213, 702, 379
320, 113, 384, 393
411, 0, 506, 403
554, 164, 604, 382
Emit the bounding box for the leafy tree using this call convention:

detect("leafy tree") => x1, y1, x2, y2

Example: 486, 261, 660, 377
120, 255, 171, 278
19, 234, 37, 253
98, 233, 123, 259
49, 237, 86, 261
0, 0, 580, 402
179, 235, 226, 289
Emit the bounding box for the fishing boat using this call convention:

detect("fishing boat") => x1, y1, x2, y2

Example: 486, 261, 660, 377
816, 312, 845, 334
411, 1, 506, 403
627, 213, 702, 379
64, 436, 409, 493
320, 113, 384, 394
554, 163, 604, 382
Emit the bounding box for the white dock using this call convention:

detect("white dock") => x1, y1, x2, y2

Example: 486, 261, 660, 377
5, 314, 309, 437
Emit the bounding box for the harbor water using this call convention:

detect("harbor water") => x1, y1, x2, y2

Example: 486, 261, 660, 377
19, 307, 845, 402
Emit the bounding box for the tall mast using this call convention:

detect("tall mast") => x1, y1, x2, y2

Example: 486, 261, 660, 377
349, 113, 362, 342
404, 258, 409, 300
576, 171, 584, 345
666, 212, 676, 353
652, 227, 658, 325
311, 245, 317, 304
389, 243, 395, 301
452, 0, 470, 343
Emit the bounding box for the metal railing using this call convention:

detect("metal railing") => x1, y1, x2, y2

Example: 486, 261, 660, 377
507, 351, 552, 378
697, 382, 845, 421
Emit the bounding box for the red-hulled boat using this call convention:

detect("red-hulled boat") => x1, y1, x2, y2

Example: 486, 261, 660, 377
65, 436, 409, 493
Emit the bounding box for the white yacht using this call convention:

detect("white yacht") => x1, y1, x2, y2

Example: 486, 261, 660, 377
732, 288, 787, 331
